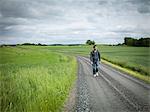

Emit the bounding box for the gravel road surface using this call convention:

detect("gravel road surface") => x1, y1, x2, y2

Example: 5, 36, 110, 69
76, 56, 150, 112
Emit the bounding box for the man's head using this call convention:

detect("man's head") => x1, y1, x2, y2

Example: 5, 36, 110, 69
93, 45, 97, 51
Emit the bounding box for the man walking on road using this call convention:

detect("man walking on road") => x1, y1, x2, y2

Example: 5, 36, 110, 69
90, 45, 101, 77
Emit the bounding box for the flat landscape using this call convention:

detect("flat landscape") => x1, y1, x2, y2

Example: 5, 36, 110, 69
1, 0, 150, 111
0, 45, 150, 111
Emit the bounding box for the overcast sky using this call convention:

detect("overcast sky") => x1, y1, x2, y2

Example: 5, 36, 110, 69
0, 0, 150, 44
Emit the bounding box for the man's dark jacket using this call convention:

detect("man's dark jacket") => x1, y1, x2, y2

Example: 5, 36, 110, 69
90, 50, 101, 63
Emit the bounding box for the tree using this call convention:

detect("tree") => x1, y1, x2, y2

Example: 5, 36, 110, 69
124, 37, 150, 47
124, 37, 135, 46
86, 40, 95, 45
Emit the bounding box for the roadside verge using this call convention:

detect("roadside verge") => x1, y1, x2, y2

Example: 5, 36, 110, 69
102, 59, 150, 84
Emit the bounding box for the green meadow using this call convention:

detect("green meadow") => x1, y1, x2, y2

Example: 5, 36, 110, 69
0, 46, 76, 112
0, 45, 149, 111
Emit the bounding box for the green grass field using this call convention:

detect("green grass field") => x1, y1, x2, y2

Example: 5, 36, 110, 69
0, 45, 149, 111
43, 45, 150, 76
98, 46, 150, 76
0, 46, 77, 112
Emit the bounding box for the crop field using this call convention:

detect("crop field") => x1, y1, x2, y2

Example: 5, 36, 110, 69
0, 46, 77, 112
44, 45, 150, 76
98, 46, 150, 76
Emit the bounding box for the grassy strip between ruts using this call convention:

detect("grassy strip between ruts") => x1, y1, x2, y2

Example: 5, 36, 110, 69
0, 46, 77, 112
102, 59, 150, 84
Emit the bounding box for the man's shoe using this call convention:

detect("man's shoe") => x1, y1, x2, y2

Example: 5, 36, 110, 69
96, 72, 99, 76
94, 74, 96, 77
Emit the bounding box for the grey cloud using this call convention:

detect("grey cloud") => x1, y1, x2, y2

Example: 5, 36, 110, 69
112, 30, 133, 34
111, 25, 150, 37
0, 0, 150, 44
128, 0, 150, 5
137, 5, 150, 14
0, 0, 68, 36
127, 0, 150, 14
98, 1, 108, 5
0, 0, 35, 18
0, 17, 27, 26
0, 0, 66, 19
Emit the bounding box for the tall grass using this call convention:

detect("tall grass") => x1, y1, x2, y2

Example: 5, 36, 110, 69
0, 46, 77, 112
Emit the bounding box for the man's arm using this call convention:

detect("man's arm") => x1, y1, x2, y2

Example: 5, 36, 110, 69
98, 51, 101, 61
90, 52, 93, 62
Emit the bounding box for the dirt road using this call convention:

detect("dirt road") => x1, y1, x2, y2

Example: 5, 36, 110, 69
76, 56, 150, 112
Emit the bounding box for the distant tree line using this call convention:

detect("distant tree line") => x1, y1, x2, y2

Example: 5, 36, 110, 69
0, 43, 47, 47
21, 43, 47, 46
0, 43, 83, 47
124, 37, 150, 47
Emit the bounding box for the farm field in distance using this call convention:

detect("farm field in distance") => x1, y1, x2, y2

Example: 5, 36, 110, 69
0, 46, 76, 112
44, 45, 150, 77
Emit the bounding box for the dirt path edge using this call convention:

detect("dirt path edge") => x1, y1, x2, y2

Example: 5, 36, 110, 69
62, 81, 77, 112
